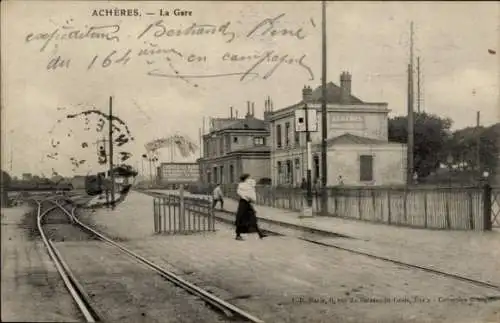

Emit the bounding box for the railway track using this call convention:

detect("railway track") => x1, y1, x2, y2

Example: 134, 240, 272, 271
218, 209, 500, 292
144, 191, 500, 293
33, 195, 265, 323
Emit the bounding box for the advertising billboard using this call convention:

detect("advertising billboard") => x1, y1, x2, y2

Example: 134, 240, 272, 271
160, 163, 199, 183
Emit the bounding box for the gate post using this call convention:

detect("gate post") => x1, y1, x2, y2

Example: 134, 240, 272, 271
483, 183, 492, 231
179, 184, 185, 232
153, 198, 158, 233
209, 196, 215, 231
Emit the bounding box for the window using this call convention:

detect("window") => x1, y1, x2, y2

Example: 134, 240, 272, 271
286, 160, 292, 183
277, 161, 282, 184
229, 165, 234, 183
295, 158, 300, 169
285, 122, 290, 147
220, 166, 224, 183
276, 124, 282, 148
225, 135, 230, 151
213, 167, 218, 183
313, 155, 320, 182
359, 155, 374, 182
254, 137, 265, 146
294, 129, 300, 146
219, 137, 224, 154
233, 136, 238, 143
203, 141, 208, 157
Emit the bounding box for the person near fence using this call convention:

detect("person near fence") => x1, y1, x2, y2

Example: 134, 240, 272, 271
235, 174, 266, 240
212, 183, 224, 210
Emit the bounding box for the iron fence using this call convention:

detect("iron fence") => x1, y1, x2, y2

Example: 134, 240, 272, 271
492, 187, 500, 227
153, 194, 215, 234
223, 184, 494, 231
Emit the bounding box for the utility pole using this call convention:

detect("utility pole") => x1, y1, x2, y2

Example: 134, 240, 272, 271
305, 103, 313, 211
9, 145, 13, 172
9, 130, 14, 172
198, 127, 202, 157
476, 111, 481, 175
320, 0, 328, 215
108, 96, 115, 209
407, 21, 415, 185
149, 154, 153, 186
417, 56, 421, 113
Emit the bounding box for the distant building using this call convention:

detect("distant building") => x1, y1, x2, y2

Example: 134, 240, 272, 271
268, 72, 407, 186
70, 175, 86, 189
22, 173, 33, 181
197, 103, 271, 184
158, 162, 199, 185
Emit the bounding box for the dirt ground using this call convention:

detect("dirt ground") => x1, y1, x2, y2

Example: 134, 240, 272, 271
1, 204, 82, 322
81, 192, 500, 323
2, 201, 240, 322
53, 240, 237, 323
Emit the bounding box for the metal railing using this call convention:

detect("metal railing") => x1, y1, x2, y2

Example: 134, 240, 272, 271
223, 184, 496, 231
153, 193, 215, 234
492, 187, 500, 227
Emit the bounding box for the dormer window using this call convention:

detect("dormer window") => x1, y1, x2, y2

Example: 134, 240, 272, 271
254, 137, 265, 146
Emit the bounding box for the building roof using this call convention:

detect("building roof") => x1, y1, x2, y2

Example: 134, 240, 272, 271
211, 116, 268, 132
314, 133, 387, 147
302, 82, 364, 105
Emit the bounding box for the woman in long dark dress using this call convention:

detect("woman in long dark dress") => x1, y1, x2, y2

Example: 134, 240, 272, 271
235, 174, 266, 240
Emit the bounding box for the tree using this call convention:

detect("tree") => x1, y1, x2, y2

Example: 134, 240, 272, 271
388, 112, 453, 178
1, 170, 12, 188
144, 134, 198, 158
1, 170, 12, 207
446, 123, 499, 174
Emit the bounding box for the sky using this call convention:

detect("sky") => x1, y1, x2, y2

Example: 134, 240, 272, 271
1, 0, 499, 178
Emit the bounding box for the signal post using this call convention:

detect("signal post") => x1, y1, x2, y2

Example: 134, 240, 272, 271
295, 86, 317, 217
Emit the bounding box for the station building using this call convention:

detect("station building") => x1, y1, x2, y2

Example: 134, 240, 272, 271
267, 72, 407, 187
197, 103, 271, 184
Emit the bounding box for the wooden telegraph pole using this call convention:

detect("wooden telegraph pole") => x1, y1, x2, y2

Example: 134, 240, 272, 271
320, 0, 328, 215
407, 22, 415, 185
108, 96, 115, 209
417, 56, 421, 113
476, 111, 481, 176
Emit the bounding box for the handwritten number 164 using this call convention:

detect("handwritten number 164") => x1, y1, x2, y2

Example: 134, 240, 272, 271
88, 50, 132, 70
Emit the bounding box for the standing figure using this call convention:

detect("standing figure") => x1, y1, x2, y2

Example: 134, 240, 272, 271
235, 174, 266, 241
212, 183, 224, 210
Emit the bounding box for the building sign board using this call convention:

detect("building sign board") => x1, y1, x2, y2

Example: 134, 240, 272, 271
330, 113, 365, 130
160, 163, 199, 183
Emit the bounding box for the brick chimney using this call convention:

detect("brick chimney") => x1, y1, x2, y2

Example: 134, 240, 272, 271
340, 71, 352, 104
264, 96, 273, 121
246, 101, 251, 117
302, 85, 313, 103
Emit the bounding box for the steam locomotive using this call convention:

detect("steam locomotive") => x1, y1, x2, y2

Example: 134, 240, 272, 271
84, 165, 137, 196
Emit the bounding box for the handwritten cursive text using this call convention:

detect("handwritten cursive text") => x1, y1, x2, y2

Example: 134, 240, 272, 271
26, 23, 121, 52
246, 13, 307, 40
137, 20, 236, 43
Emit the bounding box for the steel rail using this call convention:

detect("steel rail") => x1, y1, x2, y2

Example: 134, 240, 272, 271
50, 199, 265, 323
48, 239, 106, 321
34, 200, 98, 322
298, 237, 500, 292
140, 191, 500, 292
